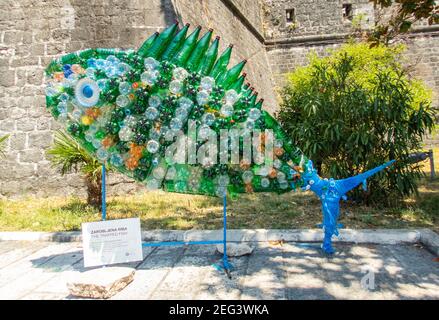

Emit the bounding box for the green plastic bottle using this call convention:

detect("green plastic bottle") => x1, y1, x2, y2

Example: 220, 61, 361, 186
234, 85, 254, 110
160, 23, 190, 61
242, 85, 254, 99
209, 44, 233, 79
146, 22, 179, 59
255, 98, 264, 109
186, 29, 213, 72
249, 92, 258, 108
171, 26, 202, 66
197, 36, 220, 75
137, 32, 159, 57
240, 82, 250, 92
228, 73, 246, 93
220, 60, 247, 89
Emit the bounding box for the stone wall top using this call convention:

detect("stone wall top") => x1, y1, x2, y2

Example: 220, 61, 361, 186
262, 0, 374, 40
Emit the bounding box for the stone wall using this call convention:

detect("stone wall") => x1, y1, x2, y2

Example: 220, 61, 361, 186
404, 31, 439, 148
224, 0, 265, 36
267, 42, 342, 93
262, 0, 375, 40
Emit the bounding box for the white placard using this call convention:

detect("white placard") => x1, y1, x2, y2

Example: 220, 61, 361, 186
82, 218, 143, 267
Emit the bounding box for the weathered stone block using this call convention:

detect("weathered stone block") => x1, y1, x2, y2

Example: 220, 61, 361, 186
10, 108, 26, 120
46, 43, 66, 55
0, 119, 15, 131
15, 69, 27, 87
13, 163, 35, 178
28, 132, 53, 149
0, 70, 15, 87
0, 108, 11, 120
216, 243, 254, 257
27, 68, 43, 85
67, 267, 135, 299
3, 30, 23, 45
16, 118, 35, 132
9, 133, 26, 150
20, 149, 43, 163
10, 57, 39, 68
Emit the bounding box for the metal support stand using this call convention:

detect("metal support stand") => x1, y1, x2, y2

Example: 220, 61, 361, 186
101, 165, 107, 270
101, 165, 106, 221
140, 192, 233, 277
99, 164, 232, 276
221, 194, 233, 278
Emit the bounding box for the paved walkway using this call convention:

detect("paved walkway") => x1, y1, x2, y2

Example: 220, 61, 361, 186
0, 240, 437, 300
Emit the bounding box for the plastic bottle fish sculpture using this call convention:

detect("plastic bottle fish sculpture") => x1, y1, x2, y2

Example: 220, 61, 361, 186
44, 22, 395, 254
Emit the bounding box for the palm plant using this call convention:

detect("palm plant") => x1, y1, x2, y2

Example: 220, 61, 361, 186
47, 130, 108, 209
0, 135, 9, 158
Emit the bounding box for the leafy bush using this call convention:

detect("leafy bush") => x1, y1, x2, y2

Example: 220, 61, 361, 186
47, 130, 107, 209
368, 0, 439, 45
278, 42, 435, 205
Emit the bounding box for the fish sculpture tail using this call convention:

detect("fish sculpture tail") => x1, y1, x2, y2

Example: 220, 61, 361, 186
303, 160, 395, 254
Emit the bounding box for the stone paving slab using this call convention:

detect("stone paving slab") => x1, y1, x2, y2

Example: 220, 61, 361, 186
0, 241, 49, 269
0, 240, 437, 300
0, 242, 78, 288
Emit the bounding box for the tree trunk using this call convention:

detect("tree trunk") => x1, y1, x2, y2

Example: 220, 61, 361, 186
85, 174, 102, 210
316, 160, 323, 175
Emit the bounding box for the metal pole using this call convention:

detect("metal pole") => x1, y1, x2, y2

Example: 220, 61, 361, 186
222, 193, 232, 277
429, 149, 435, 180
223, 193, 227, 264
102, 165, 106, 221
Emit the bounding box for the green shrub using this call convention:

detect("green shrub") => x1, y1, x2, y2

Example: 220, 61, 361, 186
278, 42, 435, 205
47, 130, 107, 209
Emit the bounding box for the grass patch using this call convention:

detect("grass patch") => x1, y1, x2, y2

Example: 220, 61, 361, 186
0, 151, 437, 232
0, 177, 437, 232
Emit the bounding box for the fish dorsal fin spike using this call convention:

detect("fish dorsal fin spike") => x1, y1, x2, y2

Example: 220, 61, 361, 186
229, 72, 246, 93
141, 22, 179, 59
243, 85, 253, 98
249, 91, 258, 106
255, 98, 264, 109
186, 29, 213, 72
137, 32, 159, 57
198, 36, 220, 75
209, 44, 233, 79
171, 26, 202, 67
220, 59, 247, 89
160, 23, 190, 61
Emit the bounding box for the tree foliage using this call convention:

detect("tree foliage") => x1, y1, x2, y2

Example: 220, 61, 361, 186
47, 130, 107, 209
369, 0, 439, 45
278, 42, 435, 205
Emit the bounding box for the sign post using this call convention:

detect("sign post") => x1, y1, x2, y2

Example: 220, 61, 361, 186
82, 218, 143, 268
102, 165, 106, 221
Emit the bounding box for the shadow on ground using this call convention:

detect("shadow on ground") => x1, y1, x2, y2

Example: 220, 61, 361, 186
27, 242, 439, 300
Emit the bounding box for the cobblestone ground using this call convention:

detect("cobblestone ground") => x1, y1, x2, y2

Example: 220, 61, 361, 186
0, 241, 437, 300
